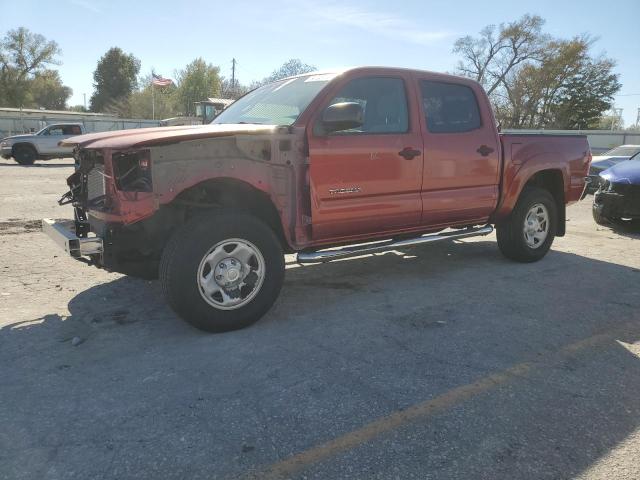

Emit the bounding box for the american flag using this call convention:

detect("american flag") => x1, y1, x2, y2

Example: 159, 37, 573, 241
152, 73, 173, 87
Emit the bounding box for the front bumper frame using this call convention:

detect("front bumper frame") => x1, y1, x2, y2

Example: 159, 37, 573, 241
1, 145, 12, 159
593, 189, 640, 220
41, 218, 103, 258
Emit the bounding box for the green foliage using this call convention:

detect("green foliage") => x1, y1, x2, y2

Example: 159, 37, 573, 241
0, 27, 70, 108
29, 70, 72, 110
175, 58, 220, 116
595, 114, 624, 130
90, 47, 141, 112
454, 16, 621, 129
127, 75, 178, 119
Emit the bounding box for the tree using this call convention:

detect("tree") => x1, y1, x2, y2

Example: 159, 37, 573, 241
264, 59, 315, 83
548, 56, 620, 129
175, 58, 220, 116
250, 59, 316, 89
90, 47, 141, 112
454, 16, 620, 129
0, 27, 64, 107
220, 77, 249, 99
127, 74, 178, 119
453, 15, 547, 96
29, 70, 72, 109
595, 114, 624, 131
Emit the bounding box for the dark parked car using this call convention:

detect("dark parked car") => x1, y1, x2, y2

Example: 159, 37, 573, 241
592, 159, 640, 226
586, 145, 640, 194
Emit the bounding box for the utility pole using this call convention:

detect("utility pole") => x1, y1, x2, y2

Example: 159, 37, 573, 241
83, 93, 87, 111
231, 58, 236, 94
610, 107, 623, 131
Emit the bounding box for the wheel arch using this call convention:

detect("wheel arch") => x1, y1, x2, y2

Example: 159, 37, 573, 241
494, 167, 567, 237
11, 142, 39, 156
166, 177, 292, 252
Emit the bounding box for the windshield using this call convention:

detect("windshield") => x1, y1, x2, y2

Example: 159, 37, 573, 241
603, 145, 640, 157
212, 73, 337, 126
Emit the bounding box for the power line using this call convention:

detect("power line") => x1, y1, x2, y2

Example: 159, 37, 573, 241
234, 61, 261, 81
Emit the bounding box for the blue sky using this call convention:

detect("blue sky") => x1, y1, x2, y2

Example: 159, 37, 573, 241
3, 0, 639, 125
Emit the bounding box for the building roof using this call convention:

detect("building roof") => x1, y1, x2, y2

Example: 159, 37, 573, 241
0, 107, 108, 117
204, 98, 235, 106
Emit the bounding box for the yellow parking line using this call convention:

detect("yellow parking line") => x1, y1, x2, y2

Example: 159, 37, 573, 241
244, 327, 634, 480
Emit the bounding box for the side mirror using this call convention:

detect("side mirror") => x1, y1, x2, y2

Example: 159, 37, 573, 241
321, 102, 363, 134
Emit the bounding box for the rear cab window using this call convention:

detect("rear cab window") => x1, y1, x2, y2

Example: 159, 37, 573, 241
63, 125, 82, 135
420, 80, 481, 133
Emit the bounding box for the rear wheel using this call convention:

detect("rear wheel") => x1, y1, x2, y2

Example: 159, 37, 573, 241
496, 186, 557, 263
13, 145, 37, 165
159, 211, 285, 332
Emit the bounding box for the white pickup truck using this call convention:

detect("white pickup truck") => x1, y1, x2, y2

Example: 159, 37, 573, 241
0, 123, 85, 165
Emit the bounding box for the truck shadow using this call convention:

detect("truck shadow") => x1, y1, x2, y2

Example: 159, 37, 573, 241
609, 220, 640, 238
0, 161, 73, 168
1, 240, 640, 479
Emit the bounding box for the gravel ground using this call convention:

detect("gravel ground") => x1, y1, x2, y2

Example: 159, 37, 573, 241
1, 157, 639, 480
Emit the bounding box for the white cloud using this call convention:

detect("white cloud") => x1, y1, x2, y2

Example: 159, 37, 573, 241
68, 0, 102, 14
301, 2, 452, 46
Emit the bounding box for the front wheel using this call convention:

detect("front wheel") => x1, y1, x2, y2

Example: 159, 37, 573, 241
13, 145, 36, 165
592, 201, 612, 226
496, 186, 557, 263
159, 212, 285, 332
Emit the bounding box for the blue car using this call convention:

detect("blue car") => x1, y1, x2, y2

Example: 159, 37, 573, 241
592, 159, 640, 225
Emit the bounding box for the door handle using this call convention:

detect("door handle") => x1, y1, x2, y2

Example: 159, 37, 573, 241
398, 147, 421, 160
476, 145, 494, 157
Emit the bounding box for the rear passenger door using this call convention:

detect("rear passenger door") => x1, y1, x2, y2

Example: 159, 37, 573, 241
417, 78, 500, 226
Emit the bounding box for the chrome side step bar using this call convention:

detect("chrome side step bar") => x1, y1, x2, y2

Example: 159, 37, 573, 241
296, 225, 494, 264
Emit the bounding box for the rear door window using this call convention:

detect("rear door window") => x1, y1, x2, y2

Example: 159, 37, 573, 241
420, 80, 481, 133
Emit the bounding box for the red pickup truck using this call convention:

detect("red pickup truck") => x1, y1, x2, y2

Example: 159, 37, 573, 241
43, 67, 591, 332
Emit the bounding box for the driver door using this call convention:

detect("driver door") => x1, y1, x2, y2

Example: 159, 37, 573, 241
38, 125, 64, 155
38, 125, 80, 156
308, 73, 424, 241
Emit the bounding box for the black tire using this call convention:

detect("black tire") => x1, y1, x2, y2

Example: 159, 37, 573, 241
592, 201, 611, 226
13, 145, 37, 165
159, 211, 285, 332
496, 186, 557, 263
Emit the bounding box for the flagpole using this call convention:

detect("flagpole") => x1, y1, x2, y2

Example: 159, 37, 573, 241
152, 82, 155, 121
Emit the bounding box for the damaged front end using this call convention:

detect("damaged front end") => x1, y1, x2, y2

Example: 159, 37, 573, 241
593, 160, 640, 222
593, 180, 640, 220
44, 147, 162, 276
